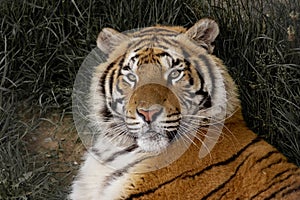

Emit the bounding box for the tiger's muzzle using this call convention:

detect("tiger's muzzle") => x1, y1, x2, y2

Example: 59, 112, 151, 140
126, 83, 182, 152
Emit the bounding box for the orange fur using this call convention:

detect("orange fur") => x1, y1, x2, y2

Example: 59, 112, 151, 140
124, 110, 300, 199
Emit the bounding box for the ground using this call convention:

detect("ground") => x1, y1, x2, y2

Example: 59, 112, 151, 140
24, 112, 85, 188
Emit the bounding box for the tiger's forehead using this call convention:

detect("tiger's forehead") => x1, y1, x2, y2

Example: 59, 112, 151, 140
125, 26, 185, 52
131, 26, 186, 37
110, 25, 208, 72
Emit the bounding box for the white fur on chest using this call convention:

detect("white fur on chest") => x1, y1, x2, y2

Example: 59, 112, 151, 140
70, 139, 142, 200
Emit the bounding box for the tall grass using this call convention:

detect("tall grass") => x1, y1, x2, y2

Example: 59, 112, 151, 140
0, 0, 299, 198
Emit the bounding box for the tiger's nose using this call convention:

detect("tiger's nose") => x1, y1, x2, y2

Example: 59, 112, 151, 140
137, 108, 162, 124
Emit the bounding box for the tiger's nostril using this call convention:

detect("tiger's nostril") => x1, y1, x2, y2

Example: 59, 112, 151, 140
137, 108, 162, 123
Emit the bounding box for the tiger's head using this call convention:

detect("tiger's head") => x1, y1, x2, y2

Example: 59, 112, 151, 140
89, 19, 239, 153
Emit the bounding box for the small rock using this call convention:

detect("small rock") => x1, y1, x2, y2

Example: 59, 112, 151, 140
44, 137, 52, 143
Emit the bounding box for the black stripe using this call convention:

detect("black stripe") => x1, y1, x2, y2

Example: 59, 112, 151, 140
218, 189, 229, 199
91, 147, 103, 159
273, 167, 298, 180
197, 55, 215, 97
103, 155, 152, 188
164, 125, 180, 129
126, 122, 139, 125
155, 44, 172, 50
195, 70, 207, 96
108, 68, 116, 96
100, 62, 116, 97
203, 96, 212, 108
260, 157, 284, 172
201, 153, 253, 200
255, 150, 278, 163
137, 27, 179, 35
155, 52, 171, 57
159, 38, 178, 47
166, 131, 177, 141
129, 40, 150, 50
125, 136, 262, 199
264, 177, 298, 200
161, 118, 181, 123
249, 168, 298, 199
166, 112, 181, 118
184, 60, 194, 85
181, 48, 191, 59
115, 80, 125, 96
189, 76, 194, 85
282, 184, 300, 198
128, 127, 139, 131
100, 106, 113, 121
104, 144, 139, 163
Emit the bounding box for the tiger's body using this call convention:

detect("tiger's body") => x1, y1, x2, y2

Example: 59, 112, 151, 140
70, 19, 300, 199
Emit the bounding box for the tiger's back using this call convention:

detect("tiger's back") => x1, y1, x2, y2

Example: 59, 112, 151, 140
70, 19, 300, 200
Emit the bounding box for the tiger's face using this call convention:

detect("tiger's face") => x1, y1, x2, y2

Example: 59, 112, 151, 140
90, 19, 238, 153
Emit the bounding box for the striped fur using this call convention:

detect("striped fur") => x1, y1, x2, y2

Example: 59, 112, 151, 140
70, 19, 300, 199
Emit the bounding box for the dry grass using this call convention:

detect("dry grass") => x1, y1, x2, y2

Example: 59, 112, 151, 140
0, 0, 299, 198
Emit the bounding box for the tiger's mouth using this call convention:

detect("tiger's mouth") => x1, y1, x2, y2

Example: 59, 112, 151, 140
135, 129, 177, 152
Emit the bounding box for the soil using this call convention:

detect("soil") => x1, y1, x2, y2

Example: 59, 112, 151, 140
24, 112, 86, 186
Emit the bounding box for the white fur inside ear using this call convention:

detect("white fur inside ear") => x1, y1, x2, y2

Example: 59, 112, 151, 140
185, 18, 219, 52
97, 28, 128, 54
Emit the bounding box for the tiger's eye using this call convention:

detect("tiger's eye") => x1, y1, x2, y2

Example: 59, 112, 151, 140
127, 74, 136, 82
170, 70, 181, 79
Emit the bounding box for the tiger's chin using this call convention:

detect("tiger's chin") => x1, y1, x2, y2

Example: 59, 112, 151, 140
136, 131, 171, 153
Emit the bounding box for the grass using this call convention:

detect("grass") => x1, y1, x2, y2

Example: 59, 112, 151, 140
0, 0, 299, 199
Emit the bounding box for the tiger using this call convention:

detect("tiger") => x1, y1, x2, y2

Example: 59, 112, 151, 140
70, 18, 300, 200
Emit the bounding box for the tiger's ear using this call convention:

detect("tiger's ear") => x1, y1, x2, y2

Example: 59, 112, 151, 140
97, 28, 128, 54
185, 19, 219, 53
